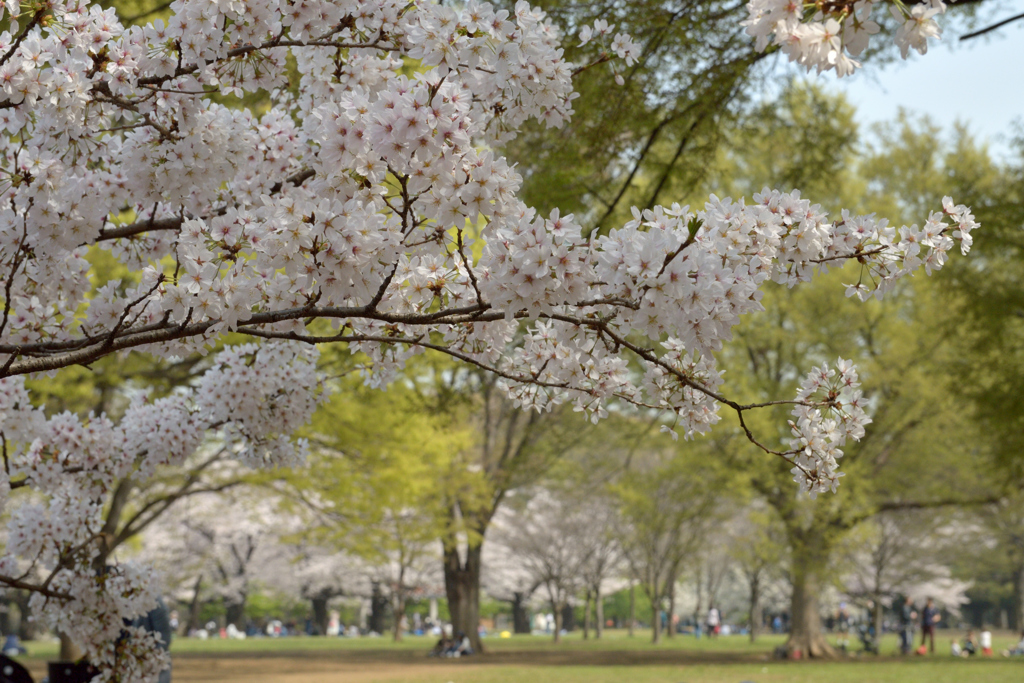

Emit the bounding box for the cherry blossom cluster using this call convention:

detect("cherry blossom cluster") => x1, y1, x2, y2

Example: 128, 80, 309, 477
0, 342, 320, 681
195, 342, 322, 468
788, 358, 870, 496
37, 565, 171, 683
0, 0, 976, 677
743, 0, 948, 77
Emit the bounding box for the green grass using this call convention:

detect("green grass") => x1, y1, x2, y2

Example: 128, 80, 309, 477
20, 628, 1024, 657
18, 629, 1024, 682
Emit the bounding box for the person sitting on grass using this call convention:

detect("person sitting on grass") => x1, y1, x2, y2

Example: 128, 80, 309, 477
1001, 631, 1024, 657
450, 631, 473, 657
429, 635, 451, 657
961, 630, 977, 656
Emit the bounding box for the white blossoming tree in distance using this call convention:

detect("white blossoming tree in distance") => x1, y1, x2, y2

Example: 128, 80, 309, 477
0, 0, 978, 678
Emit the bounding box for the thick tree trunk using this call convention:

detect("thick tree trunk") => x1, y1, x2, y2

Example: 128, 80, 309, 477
59, 632, 81, 662
786, 540, 834, 658
561, 602, 575, 633
311, 596, 329, 636
443, 543, 483, 652
595, 587, 604, 639
369, 583, 389, 635
552, 600, 563, 643
650, 589, 662, 644
666, 578, 676, 639
872, 595, 884, 647
627, 581, 635, 637
749, 573, 761, 643
512, 592, 531, 634
225, 599, 246, 630
187, 575, 204, 632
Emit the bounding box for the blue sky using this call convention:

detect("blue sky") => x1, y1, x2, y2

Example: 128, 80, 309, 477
837, 18, 1024, 157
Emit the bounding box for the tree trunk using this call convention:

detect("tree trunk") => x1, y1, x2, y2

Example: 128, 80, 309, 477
369, 583, 389, 635
512, 592, 531, 634
552, 600, 563, 643
627, 581, 635, 638
872, 594, 884, 647
582, 589, 592, 640
443, 542, 483, 652
13, 592, 36, 641
651, 589, 662, 644
392, 597, 406, 642
58, 632, 81, 662
1014, 563, 1024, 633
595, 587, 604, 639
225, 598, 246, 630
694, 565, 704, 639
0, 600, 12, 636
786, 539, 835, 658
311, 595, 329, 636
187, 575, 204, 632
749, 572, 761, 643
561, 602, 575, 633
666, 578, 676, 639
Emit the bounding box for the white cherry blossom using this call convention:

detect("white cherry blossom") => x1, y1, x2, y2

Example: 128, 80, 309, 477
0, 0, 976, 679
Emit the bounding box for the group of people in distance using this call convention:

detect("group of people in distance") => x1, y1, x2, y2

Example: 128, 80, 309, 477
428, 631, 474, 658
899, 596, 942, 654
899, 595, 1024, 658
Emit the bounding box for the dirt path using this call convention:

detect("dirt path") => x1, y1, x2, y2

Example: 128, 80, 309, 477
23, 648, 771, 682
171, 657, 492, 683
172, 648, 772, 682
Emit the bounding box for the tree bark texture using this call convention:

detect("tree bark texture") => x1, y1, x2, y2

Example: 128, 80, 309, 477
561, 602, 575, 633
650, 589, 662, 644
595, 588, 604, 639
666, 577, 676, 639
512, 592, 531, 634
369, 583, 389, 635
443, 543, 483, 652
187, 576, 204, 633
582, 590, 592, 639
225, 599, 246, 630
311, 596, 329, 636
872, 595, 884, 647
786, 535, 835, 658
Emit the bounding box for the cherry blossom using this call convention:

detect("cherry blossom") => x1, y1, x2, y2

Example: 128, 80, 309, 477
743, 0, 946, 77
0, 0, 976, 679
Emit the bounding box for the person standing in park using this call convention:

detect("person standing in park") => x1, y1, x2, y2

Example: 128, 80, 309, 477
836, 603, 851, 651
899, 596, 917, 655
706, 605, 721, 638
921, 598, 940, 654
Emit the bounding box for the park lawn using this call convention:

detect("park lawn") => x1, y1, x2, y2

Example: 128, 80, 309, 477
350, 661, 1024, 683
17, 630, 1024, 682
19, 628, 1024, 657
21, 630, 788, 658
